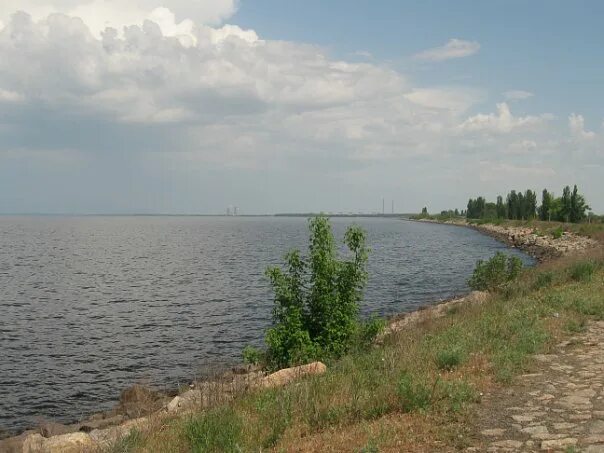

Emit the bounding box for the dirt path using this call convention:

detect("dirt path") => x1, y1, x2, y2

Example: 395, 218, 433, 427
469, 321, 604, 452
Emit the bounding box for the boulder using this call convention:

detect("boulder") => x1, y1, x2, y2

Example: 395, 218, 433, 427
22, 432, 93, 453
39, 422, 72, 438
260, 362, 327, 388
43, 432, 93, 453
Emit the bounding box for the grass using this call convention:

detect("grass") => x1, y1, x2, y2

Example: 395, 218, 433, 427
105, 250, 604, 452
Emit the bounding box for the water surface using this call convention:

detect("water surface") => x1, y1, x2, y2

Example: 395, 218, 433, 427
0, 216, 532, 433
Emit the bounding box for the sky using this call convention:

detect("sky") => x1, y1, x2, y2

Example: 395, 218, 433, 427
0, 0, 603, 214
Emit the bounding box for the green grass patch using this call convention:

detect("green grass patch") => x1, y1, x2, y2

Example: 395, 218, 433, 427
185, 407, 243, 453
569, 261, 596, 282
435, 349, 464, 371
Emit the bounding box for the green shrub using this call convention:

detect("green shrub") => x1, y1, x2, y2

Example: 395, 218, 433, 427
356, 315, 386, 347
185, 407, 243, 453
467, 252, 523, 291
242, 345, 264, 366
441, 381, 479, 412
397, 373, 432, 412
435, 349, 463, 371
565, 317, 587, 333
551, 226, 565, 239
533, 271, 554, 289
265, 216, 368, 368
569, 261, 595, 282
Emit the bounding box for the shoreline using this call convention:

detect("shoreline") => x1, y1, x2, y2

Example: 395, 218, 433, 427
2, 220, 597, 452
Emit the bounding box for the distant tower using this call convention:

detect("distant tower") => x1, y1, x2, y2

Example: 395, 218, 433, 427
382, 198, 385, 215
226, 207, 232, 216
391, 200, 394, 214
234, 206, 239, 216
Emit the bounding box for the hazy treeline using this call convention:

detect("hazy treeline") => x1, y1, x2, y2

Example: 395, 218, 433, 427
467, 185, 590, 223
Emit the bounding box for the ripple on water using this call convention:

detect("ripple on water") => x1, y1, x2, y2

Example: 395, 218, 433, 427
0, 216, 533, 434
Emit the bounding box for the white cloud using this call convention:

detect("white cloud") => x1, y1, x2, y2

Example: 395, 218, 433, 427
0, 0, 238, 37
503, 90, 534, 101
0, 6, 603, 213
569, 113, 595, 140
414, 39, 480, 62
404, 88, 482, 113
458, 103, 549, 133
504, 140, 538, 155
478, 161, 556, 183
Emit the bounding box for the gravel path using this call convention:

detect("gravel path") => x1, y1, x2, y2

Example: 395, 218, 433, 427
470, 321, 604, 452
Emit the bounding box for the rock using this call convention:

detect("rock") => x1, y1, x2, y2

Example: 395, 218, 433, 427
22, 433, 45, 453
583, 435, 604, 445
43, 432, 93, 453
39, 422, 72, 438
556, 395, 592, 410
591, 421, 604, 434
78, 414, 126, 432
490, 440, 523, 449
552, 422, 577, 430
119, 384, 163, 417
260, 362, 327, 388
481, 428, 506, 437
166, 395, 182, 412
521, 425, 548, 436
540, 437, 577, 450
585, 446, 604, 453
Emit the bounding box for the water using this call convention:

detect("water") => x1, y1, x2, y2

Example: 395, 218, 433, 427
0, 216, 532, 433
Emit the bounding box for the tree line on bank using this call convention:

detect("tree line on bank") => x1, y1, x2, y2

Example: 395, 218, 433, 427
466, 185, 590, 223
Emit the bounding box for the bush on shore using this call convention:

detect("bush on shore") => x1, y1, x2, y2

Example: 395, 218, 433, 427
264, 216, 379, 368
467, 252, 523, 291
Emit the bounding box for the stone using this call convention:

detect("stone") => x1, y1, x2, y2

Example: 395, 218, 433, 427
512, 414, 537, 423
540, 438, 577, 450
490, 440, 523, 449
78, 414, 126, 432
260, 361, 327, 388
521, 425, 548, 435
583, 435, 604, 445
591, 420, 604, 434
40, 432, 93, 453
22, 433, 45, 453
585, 446, 604, 453
556, 395, 592, 410
553, 422, 577, 430
481, 429, 506, 437
38, 422, 72, 438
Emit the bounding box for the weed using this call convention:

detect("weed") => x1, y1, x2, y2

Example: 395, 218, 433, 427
185, 407, 243, 453
358, 440, 380, 453
440, 381, 479, 413
551, 226, 565, 239
241, 345, 263, 365
397, 373, 433, 412
569, 261, 595, 282
533, 271, 554, 289
435, 349, 463, 371
565, 317, 587, 333
109, 428, 143, 453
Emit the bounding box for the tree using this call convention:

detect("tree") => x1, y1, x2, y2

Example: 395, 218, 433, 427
507, 191, 518, 220
524, 189, 537, 220
561, 186, 572, 222
265, 216, 368, 367
496, 195, 506, 219
539, 189, 553, 221
421, 207, 428, 215
570, 185, 590, 223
